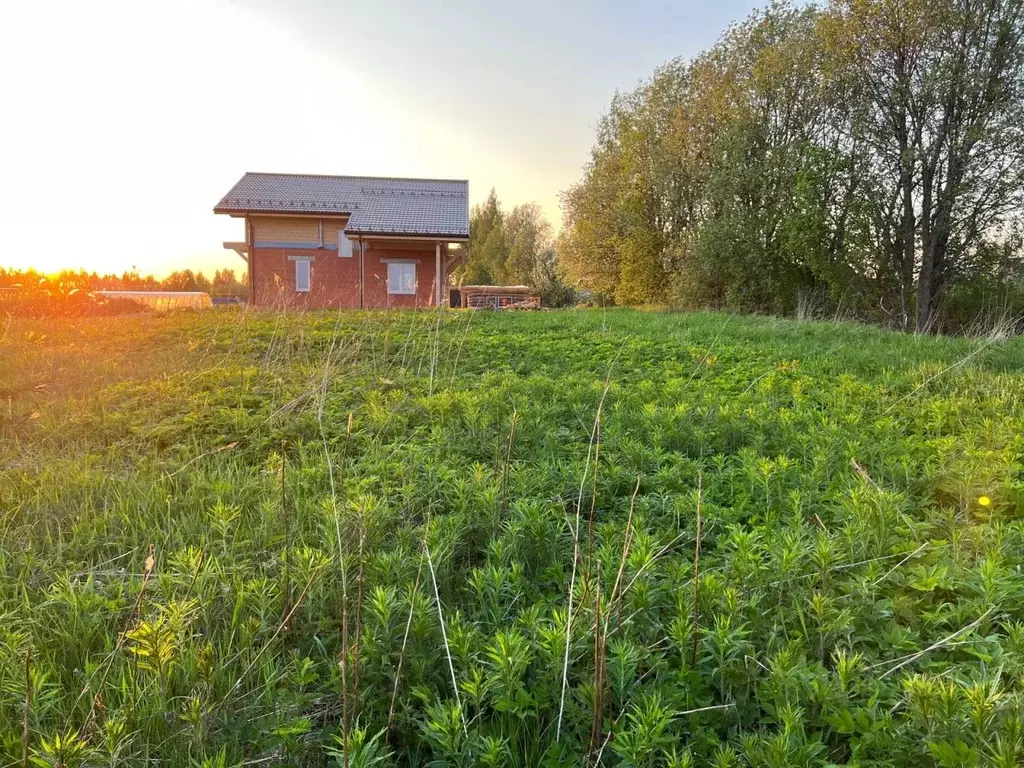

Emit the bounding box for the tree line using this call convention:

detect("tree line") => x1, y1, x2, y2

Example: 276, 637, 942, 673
553, 0, 1024, 331
0, 267, 249, 299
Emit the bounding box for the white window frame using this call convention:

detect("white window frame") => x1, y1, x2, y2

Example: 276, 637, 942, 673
387, 262, 417, 295
292, 257, 311, 292
338, 229, 353, 258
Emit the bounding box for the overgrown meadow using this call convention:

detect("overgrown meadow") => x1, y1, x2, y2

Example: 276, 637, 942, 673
2, 308, 1023, 767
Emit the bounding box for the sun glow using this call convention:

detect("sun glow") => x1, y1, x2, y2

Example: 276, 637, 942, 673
0, 0, 556, 278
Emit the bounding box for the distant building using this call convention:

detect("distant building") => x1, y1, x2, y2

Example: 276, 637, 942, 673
214, 172, 469, 308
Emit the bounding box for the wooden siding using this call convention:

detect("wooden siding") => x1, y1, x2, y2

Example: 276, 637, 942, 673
320, 217, 350, 247
251, 216, 320, 243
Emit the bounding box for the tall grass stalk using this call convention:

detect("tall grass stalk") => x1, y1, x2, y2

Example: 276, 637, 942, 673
214, 572, 319, 713
73, 544, 156, 737
387, 558, 423, 742
22, 648, 30, 768
425, 524, 467, 736
557, 364, 615, 742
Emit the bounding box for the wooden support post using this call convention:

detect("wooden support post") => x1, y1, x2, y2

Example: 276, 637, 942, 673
245, 216, 255, 306
435, 242, 442, 306
359, 237, 365, 308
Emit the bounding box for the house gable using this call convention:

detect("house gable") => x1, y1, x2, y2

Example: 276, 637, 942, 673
214, 172, 469, 240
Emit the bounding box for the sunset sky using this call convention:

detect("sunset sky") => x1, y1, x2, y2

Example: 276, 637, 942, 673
1, 0, 759, 278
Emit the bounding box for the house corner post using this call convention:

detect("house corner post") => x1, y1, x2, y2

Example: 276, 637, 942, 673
245, 215, 254, 307
435, 241, 442, 306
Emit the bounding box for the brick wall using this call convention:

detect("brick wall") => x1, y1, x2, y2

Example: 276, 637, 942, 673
250, 242, 441, 309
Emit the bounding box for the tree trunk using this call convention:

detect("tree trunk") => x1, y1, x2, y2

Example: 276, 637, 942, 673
919, 152, 963, 333
915, 255, 935, 333
916, 160, 935, 333
899, 163, 916, 331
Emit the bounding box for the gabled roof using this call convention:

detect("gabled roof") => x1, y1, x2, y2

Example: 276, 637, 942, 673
214, 172, 469, 238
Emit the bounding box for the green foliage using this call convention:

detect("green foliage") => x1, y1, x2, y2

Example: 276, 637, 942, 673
559, 0, 1024, 332
462, 189, 575, 306
2, 307, 1024, 766
463, 188, 508, 285
326, 723, 393, 767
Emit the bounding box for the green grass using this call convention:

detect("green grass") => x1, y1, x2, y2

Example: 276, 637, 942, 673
1, 308, 1023, 767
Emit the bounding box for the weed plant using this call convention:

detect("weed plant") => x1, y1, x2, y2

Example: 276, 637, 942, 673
1, 308, 1023, 766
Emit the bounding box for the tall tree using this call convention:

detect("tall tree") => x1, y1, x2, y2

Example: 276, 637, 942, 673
504, 203, 553, 285
463, 189, 508, 284
911, 0, 1024, 330
559, 0, 1024, 329
558, 139, 624, 301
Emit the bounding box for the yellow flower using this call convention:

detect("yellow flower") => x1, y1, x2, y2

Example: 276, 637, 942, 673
978, 495, 992, 507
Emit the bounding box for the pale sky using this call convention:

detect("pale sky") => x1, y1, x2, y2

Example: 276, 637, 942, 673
0, 0, 760, 278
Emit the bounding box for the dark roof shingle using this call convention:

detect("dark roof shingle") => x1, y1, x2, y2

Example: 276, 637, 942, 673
214, 172, 469, 238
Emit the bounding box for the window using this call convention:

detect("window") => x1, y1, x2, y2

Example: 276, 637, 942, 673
295, 259, 311, 292
339, 230, 353, 258
387, 262, 416, 295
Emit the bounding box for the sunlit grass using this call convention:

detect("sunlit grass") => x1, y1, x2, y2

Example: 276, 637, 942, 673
1, 307, 1023, 767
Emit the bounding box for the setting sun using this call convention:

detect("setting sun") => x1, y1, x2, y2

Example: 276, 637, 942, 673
1, 0, 590, 278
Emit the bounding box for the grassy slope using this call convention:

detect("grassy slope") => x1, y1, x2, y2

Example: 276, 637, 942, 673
1, 308, 1023, 767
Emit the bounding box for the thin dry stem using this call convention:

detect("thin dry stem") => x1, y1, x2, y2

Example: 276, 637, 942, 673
850, 458, 881, 491
606, 476, 641, 638
281, 442, 292, 628
499, 410, 518, 523
353, 511, 366, 719
691, 472, 703, 667
617, 529, 693, 606
882, 335, 1001, 416
316, 315, 351, 765
557, 371, 612, 742
340, 559, 350, 768
590, 561, 604, 757
22, 648, 30, 768
214, 572, 319, 714
877, 609, 993, 678
586, 415, 602, 573
387, 557, 424, 742
425, 518, 467, 735
73, 543, 156, 738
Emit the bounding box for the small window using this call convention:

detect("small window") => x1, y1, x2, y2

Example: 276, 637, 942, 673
387, 262, 417, 295
295, 259, 311, 292
339, 230, 353, 258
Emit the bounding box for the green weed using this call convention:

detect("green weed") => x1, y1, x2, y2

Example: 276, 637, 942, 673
1, 307, 1023, 766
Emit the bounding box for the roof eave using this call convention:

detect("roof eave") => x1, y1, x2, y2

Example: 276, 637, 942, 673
346, 230, 469, 241
213, 206, 355, 216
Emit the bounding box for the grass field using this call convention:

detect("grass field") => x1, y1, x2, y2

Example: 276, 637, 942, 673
2, 308, 1023, 767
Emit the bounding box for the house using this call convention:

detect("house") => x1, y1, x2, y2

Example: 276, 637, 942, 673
214, 172, 468, 308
